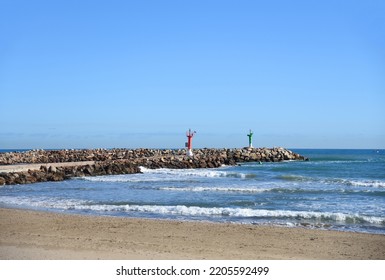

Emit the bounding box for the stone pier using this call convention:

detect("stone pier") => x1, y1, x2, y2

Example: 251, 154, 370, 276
0, 148, 308, 185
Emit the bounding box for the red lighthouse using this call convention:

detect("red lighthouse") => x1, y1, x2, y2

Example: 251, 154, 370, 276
186, 129, 196, 157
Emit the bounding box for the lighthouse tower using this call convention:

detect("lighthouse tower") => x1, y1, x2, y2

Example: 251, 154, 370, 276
247, 129, 253, 148
186, 129, 196, 157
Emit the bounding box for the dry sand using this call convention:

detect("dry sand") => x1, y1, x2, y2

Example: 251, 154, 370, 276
1, 208, 384, 260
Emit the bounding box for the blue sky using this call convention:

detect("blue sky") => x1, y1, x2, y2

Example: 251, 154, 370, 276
1, 0, 384, 149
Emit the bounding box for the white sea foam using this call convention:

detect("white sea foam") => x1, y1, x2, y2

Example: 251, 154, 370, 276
140, 166, 252, 178
86, 205, 385, 224
344, 180, 385, 188
2, 195, 382, 225
159, 186, 269, 193
0, 195, 89, 210
79, 167, 253, 182
278, 174, 385, 189
79, 174, 163, 183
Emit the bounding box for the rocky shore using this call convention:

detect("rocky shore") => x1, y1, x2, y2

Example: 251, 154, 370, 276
0, 148, 307, 185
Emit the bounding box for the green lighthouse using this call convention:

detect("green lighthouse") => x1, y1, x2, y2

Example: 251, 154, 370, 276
247, 129, 253, 148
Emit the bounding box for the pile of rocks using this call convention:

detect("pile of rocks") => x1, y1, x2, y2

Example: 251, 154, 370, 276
0, 147, 306, 165
139, 147, 306, 169
0, 161, 140, 185
0, 147, 308, 185
0, 148, 168, 165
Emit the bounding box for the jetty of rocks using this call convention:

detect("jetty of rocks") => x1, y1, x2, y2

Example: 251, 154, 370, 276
0, 148, 308, 185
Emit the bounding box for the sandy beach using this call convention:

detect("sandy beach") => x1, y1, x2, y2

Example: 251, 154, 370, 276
0, 207, 384, 260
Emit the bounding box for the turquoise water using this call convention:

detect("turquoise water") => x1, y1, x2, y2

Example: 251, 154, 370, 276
1, 149, 384, 234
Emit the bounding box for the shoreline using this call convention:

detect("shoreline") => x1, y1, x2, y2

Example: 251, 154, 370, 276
1, 207, 385, 260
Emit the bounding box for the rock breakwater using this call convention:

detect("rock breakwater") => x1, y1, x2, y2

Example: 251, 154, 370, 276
0, 161, 140, 185
0, 148, 307, 185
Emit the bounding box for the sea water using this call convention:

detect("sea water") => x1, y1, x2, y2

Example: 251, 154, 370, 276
1, 149, 384, 234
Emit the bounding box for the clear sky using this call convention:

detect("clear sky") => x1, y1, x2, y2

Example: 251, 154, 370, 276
1, 0, 384, 149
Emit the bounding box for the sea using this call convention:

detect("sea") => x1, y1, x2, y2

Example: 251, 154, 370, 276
1, 149, 384, 234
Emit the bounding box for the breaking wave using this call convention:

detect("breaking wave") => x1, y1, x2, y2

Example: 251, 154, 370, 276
1, 196, 383, 225
79, 167, 256, 182
277, 175, 385, 188
159, 186, 269, 193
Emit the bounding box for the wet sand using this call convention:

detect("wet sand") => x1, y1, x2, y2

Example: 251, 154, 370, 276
1, 208, 384, 259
